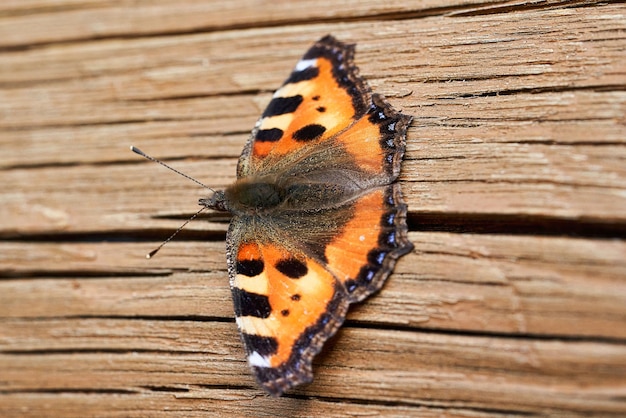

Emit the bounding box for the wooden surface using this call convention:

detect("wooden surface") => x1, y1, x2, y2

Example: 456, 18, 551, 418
1, 1, 625, 417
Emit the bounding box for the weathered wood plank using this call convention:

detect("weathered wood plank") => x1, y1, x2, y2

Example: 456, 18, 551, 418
0, 0, 504, 48
1, 321, 625, 416
1, 6, 624, 237
3, 136, 626, 235
2, 12, 624, 128
1, 232, 625, 338
0, 391, 437, 418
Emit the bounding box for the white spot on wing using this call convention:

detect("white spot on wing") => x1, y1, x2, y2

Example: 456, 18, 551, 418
248, 351, 271, 368
259, 113, 294, 132
295, 58, 317, 72
236, 316, 274, 337
234, 271, 269, 295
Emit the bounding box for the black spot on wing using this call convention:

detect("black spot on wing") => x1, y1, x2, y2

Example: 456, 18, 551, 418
293, 124, 326, 142
285, 66, 319, 84
242, 333, 278, 357
262, 95, 303, 118
232, 288, 271, 318
255, 128, 284, 142
356, 265, 377, 285
275, 258, 308, 279
379, 230, 399, 248
236, 259, 264, 277
368, 249, 387, 266
382, 210, 396, 227
344, 279, 358, 293
368, 104, 387, 123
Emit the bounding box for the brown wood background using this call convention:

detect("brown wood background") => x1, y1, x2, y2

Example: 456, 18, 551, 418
1, 1, 625, 417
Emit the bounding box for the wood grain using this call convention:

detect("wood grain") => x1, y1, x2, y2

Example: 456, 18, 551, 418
1, 1, 625, 416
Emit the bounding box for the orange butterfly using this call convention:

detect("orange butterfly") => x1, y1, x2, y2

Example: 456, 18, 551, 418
201, 35, 413, 396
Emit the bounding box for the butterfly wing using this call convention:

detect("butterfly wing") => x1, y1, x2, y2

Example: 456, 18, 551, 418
226, 238, 350, 395
323, 183, 412, 303
237, 35, 370, 177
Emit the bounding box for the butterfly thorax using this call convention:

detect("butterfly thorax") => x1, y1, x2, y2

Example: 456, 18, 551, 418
200, 173, 361, 216
200, 175, 288, 215
226, 177, 287, 212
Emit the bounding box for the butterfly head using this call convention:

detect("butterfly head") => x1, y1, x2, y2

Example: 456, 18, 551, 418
199, 190, 229, 213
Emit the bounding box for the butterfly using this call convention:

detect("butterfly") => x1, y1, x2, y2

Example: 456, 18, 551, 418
200, 35, 413, 396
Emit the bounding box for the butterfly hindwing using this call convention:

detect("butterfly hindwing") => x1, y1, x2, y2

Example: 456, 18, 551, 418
228, 239, 349, 394
324, 184, 412, 302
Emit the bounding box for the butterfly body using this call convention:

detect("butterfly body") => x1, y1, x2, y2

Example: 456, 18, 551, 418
201, 35, 413, 396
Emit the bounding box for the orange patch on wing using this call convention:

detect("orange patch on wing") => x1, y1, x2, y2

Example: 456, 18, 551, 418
256, 244, 336, 367
324, 189, 384, 283
237, 241, 262, 262
251, 140, 275, 159
253, 57, 357, 159
334, 115, 384, 173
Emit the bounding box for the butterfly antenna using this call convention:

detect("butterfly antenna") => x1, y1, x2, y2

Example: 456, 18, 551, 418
145, 206, 207, 259
130, 145, 215, 258
130, 145, 215, 192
